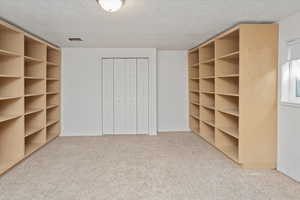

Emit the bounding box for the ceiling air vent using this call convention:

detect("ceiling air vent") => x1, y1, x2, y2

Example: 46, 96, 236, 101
68, 38, 83, 41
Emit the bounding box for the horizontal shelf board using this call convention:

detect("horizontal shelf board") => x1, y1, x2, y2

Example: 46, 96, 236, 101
217, 108, 239, 117
217, 126, 239, 139
201, 119, 215, 127
189, 77, 200, 80
216, 74, 239, 78
24, 76, 44, 80
25, 93, 44, 97
190, 101, 200, 106
200, 76, 215, 79
0, 74, 21, 78
47, 104, 59, 109
216, 92, 239, 97
0, 96, 22, 101
189, 90, 200, 93
0, 114, 22, 123
201, 104, 215, 110
190, 63, 199, 67
46, 92, 59, 95
25, 107, 44, 116
200, 58, 215, 64
189, 48, 199, 53
25, 126, 44, 138
219, 145, 239, 163
0, 49, 21, 57
218, 51, 239, 60
24, 56, 44, 63
46, 77, 60, 81
190, 114, 200, 120
201, 91, 215, 95
47, 61, 59, 67
25, 143, 43, 157
46, 119, 59, 127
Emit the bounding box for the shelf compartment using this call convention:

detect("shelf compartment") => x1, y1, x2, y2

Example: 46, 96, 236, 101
216, 111, 239, 138
215, 77, 238, 95
24, 56, 43, 63
25, 79, 45, 96
188, 49, 199, 67
190, 116, 200, 133
0, 55, 23, 77
189, 79, 199, 91
0, 24, 23, 55
25, 36, 46, 60
216, 29, 239, 58
47, 121, 59, 141
25, 60, 45, 78
190, 103, 200, 117
200, 106, 215, 123
215, 58, 239, 77
46, 80, 59, 93
0, 117, 24, 174
25, 126, 44, 138
218, 51, 239, 60
216, 95, 239, 117
200, 92, 215, 107
200, 78, 214, 93
215, 129, 239, 162
25, 111, 45, 137
25, 129, 45, 156
47, 47, 60, 65
199, 41, 215, 62
47, 106, 59, 127
200, 62, 214, 77
0, 98, 23, 123
189, 67, 199, 79
47, 93, 59, 107
200, 121, 215, 144
0, 78, 23, 98
47, 66, 60, 79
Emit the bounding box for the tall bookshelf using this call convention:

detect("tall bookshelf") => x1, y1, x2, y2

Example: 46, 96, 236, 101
0, 20, 61, 175
188, 24, 278, 169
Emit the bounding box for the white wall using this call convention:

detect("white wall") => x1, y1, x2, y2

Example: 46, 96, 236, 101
61, 48, 157, 136
278, 12, 300, 182
157, 51, 189, 132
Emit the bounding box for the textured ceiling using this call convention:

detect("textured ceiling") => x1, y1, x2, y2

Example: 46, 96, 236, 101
1, 0, 300, 50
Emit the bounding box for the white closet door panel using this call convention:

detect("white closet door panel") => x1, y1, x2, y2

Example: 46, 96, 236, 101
114, 59, 137, 134
102, 59, 114, 135
137, 58, 149, 134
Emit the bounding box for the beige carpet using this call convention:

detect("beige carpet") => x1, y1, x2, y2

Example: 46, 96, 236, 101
0, 133, 300, 200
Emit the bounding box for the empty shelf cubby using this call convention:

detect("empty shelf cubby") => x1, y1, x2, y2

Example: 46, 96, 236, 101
25, 60, 45, 79
215, 95, 239, 117
47, 47, 60, 65
199, 42, 215, 62
46, 106, 59, 126
189, 79, 199, 91
189, 67, 199, 79
0, 98, 23, 123
215, 111, 238, 139
47, 66, 60, 79
25, 111, 45, 137
200, 121, 215, 144
25, 36, 46, 60
200, 93, 215, 108
0, 24, 23, 55
190, 103, 199, 117
46, 80, 59, 93
25, 129, 45, 156
0, 78, 23, 99
215, 77, 239, 96
200, 106, 215, 126
215, 129, 239, 162
215, 58, 239, 77
25, 79, 45, 96
46, 121, 60, 141
0, 55, 23, 77
25, 95, 45, 116
189, 92, 199, 105
0, 117, 24, 174
200, 78, 214, 93
216, 29, 239, 58
200, 62, 215, 78
47, 93, 59, 108
190, 116, 199, 133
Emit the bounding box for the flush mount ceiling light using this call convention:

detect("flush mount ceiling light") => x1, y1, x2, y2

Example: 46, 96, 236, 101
96, 0, 124, 12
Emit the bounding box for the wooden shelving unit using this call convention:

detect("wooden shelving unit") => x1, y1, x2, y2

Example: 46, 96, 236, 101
188, 24, 278, 169
0, 20, 61, 175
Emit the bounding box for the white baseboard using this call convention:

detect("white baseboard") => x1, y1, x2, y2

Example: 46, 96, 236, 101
61, 132, 100, 136
158, 128, 191, 133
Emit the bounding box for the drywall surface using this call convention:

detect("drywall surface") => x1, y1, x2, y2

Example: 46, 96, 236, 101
61, 48, 157, 136
157, 51, 189, 132
278, 11, 300, 182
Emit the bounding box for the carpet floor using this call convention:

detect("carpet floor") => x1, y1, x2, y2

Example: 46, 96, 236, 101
0, 133, 300, 200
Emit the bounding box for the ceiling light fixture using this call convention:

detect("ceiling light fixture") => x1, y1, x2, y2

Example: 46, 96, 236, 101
96, 0, 124, 13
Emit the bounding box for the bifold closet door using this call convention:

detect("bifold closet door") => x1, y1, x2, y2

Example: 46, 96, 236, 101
102, 58, 149, 135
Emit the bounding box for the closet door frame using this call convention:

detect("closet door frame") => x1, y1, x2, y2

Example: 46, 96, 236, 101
100, 57, 152, 135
